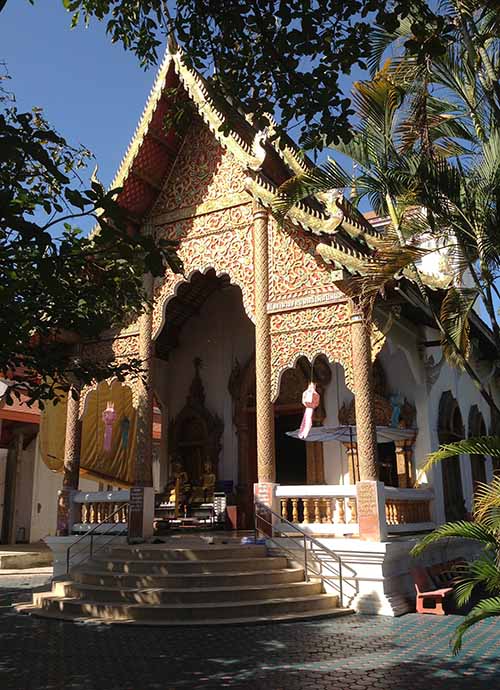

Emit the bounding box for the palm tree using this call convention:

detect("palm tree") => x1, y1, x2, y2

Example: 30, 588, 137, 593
273, 68, 500, 414
412, 436, 500, 653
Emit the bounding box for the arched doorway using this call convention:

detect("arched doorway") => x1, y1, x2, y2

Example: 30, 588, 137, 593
468, 405, 487, 492
230, 354, 331, 526
438, 392, 466, 521
155, 268, 255, 519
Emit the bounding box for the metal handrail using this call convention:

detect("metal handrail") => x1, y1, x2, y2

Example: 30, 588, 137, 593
254, 500, 358, 606
66, 502, 128, 574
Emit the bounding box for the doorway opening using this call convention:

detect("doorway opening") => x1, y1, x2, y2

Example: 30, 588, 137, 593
275, 414, 307, 485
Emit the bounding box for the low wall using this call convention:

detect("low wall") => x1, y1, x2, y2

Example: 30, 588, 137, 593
45, 535, 128, 578
268, 535, 481, 616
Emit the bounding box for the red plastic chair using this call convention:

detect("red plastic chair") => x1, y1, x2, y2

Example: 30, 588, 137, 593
411, 566, 453, 615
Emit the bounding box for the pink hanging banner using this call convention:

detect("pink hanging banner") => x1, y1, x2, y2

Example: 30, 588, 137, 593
298, 383, 320, 440
102, 401, 116, 452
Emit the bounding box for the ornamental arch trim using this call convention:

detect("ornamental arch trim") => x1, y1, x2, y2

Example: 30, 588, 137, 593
152, 263, 254, 342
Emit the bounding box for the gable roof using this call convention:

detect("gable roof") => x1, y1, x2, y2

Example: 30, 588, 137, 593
110, 44, 450, 290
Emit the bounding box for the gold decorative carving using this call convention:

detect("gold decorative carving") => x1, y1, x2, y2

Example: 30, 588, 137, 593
154, 118, 247, 215
153, 204, 255, 336
269, 218, 347, 303
269, 302, 352, 401
153, 191, 250, 225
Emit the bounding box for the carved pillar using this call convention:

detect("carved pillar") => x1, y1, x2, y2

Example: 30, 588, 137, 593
253, 204, 275, 482
134, 271, 154, 488
56, 383, 82, 536
350, 305, 378, 481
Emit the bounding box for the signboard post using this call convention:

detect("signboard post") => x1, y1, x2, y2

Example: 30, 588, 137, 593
128, 486, 155, 543
356, 481, 387, 541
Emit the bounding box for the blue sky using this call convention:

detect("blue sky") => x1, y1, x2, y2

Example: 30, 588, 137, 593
1, 1, 155, 188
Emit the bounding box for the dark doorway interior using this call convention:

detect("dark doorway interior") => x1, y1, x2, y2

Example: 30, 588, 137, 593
275, 414, 307, 485
377, 442, 397, 487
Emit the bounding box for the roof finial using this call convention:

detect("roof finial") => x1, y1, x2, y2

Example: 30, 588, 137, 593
167, 31, 179, 55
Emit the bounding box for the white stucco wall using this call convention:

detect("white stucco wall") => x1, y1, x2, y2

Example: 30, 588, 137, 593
156, 284, 255, 487
322, 363, 351, 485
30, 449, 100, 543
14, 436, 37, 542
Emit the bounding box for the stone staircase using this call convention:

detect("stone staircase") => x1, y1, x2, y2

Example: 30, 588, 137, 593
19, 539, 353, 625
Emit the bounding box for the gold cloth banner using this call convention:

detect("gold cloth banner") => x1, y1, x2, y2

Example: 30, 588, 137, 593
39, 381, 137, 486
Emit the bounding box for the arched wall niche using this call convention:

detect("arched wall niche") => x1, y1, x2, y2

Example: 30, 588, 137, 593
468, 405, 487, 487
438, 390, 467, 521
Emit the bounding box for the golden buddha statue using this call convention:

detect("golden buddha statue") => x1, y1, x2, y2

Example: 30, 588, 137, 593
168, 459, 189, 504
201, 459, 216, 502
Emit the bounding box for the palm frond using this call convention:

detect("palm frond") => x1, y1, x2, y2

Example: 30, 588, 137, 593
422, 436, 500, 473
473, 475, 500, 526
367, 18, 414, 77
451, 596, 500, 654
411, 520, 498, 557
454, 554, 500, 608
440, 286, 477, 367
343, 235, 428, 301
272, 158, 351, 221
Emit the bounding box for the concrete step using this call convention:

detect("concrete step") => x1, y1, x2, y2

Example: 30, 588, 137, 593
72, 566, 306, 589
101, 545, 267, 562
34, 592, 341, 622
17, 601, 353, 626
54, 580, 323, 605
78, 556, 288, 575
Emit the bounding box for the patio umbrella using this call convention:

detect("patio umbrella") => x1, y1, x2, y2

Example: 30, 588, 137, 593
286, 425, 416, 443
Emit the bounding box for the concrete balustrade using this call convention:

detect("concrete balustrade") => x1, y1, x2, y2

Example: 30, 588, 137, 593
384, 487, 435, 533
71, 490, 130, 534
275, 485, 359, 536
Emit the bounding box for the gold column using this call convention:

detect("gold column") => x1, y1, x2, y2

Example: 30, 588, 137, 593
56, 383, 82, 535
134, 271, 154, 487
253, 203, 275, 482
350, 305, 378, 481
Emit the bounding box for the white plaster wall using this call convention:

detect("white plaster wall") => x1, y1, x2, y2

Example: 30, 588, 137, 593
413, 325, 495, 520
322, 363, 351, 485
158, 284, 254, 487
30, 449, 100, 543
14, 436, 37, 542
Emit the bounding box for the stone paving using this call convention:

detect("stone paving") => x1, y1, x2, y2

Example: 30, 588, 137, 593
0, 573, 499, 690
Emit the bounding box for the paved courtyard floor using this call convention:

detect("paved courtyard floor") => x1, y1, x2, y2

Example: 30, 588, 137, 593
0, 572, 499, 690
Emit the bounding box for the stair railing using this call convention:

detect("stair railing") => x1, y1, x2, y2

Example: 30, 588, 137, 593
254, 500, 358, 607
66, 502, 128, 574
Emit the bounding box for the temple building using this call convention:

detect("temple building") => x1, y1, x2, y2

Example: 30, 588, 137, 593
18, 44, 500, 617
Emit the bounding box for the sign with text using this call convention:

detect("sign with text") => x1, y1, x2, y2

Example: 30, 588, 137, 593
356, 481, 386, 542
128, 486, 144, 540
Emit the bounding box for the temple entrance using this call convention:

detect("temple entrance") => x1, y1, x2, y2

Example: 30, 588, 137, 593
155, 269, 255, 524
275, 414, 307, 485
231, 354, 332, 517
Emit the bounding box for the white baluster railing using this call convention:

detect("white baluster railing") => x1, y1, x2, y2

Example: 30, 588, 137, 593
71, 490, 130, 534
384, 486, 435, 533
275, 485, 358, 536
